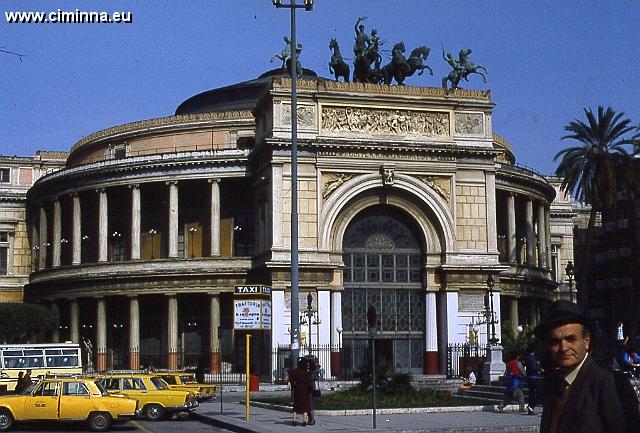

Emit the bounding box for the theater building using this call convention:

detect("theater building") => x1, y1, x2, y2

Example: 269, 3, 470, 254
24, 69, 573, 377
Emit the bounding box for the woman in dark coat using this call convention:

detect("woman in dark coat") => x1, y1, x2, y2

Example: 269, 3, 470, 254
290, 359, 311, 426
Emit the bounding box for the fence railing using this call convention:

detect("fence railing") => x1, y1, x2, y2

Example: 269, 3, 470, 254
446, 343, 487, 381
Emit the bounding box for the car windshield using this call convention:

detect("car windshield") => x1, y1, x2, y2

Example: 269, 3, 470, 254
20, 382, 37, 395
150, 377, 168, 390
94, 380, 109, 396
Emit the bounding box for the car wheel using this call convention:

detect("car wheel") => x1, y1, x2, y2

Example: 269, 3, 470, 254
0, 409, 14, 432
144, 404, 164, 421
88, 412, 112, 432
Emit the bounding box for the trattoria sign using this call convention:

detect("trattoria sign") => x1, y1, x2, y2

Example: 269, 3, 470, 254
234, 285, 272, 330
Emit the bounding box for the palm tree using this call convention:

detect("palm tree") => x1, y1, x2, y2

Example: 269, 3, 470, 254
554, 106, 640, 305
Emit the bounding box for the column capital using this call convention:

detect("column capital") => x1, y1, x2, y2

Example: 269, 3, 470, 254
71, 192, 80, 198
208, 178, 221, 184
166, 180, 178, 186
128, 183, 140, 190
96, 187, 107, 194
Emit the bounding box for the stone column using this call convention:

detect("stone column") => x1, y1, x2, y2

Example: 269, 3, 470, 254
7, 232, 14, 275
168, 182, 179, 258
130, 184, 141, 260
167, 294, 179, 369
52, 199, 61, 267
72, 194, 81, 265
537, 203, 547, 268
510, 297, 519, 333
209, 294, 221, 373
545, 207, 552, 270
507, 193, 517, 263
96, 298, 107, 371
31, 219, 39, 271
70, 299, 79, 343
98, 189, 108, 263
50, 303, 60, 343
528, 302, 538, 326
330, 291, 343, 378
209, 179, 221, 256
128, 296, 140, 369
424, 292, 439, 374
38, 206, 48, 269
525, 199, 534, 265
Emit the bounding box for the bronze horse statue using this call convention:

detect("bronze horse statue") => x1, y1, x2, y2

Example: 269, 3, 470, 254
382, 42, 433, 85
442, 48, 488, 91
329, 38, 350, 82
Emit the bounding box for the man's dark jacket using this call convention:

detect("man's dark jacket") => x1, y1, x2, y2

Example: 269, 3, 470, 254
540, 356, 640, 433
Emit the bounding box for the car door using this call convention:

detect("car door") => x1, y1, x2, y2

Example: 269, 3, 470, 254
27, 381, 59, 420
59, 381, 92, 420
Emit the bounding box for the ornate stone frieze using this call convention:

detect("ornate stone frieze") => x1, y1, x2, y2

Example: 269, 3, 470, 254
455, 112, 484, 135
419, 176, 452, 203
321, 106, 450, 137
281, 104, 316, 128
322, 173, 355, 199
317, 150, 456, 162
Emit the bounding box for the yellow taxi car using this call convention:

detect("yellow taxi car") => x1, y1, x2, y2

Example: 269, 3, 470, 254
97, 371, 198, 421
155, 371, 216, 401
0, 375, 138, 432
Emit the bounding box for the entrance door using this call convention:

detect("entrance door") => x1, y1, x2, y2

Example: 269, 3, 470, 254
341, 205, 425, 374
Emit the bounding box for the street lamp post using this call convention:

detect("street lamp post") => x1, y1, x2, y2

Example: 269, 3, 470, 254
149, 229, 157, 259
478, 274, 505, 384
189, 227, 198, 258
272, 0, 313, 377
565, 260, 575, 303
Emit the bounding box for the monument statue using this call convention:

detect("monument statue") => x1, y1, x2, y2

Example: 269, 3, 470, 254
381, 42, 433, 85
329, 38, 350, 82
352, 16, 386, 83
272, 35, 303, 77
442, 46, 488, 91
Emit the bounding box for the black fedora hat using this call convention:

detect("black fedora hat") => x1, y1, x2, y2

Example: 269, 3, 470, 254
534, 300, 593, 339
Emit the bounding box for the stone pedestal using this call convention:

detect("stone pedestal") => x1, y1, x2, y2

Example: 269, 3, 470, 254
482, 345, 506, 384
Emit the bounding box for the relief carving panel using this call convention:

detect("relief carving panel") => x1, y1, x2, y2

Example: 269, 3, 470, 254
322, 173, 355, 199
281, 104, 316, 128
454, 112, 484, 135
419, 176, 452, 203
321, 106, 450, 137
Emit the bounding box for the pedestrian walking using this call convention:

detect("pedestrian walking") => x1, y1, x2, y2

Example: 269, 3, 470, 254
306, 357, 319, 426
524, 344, 544, 415
289, 358, 311, 426
534, 300, 640, 433
496, 351, 526, 413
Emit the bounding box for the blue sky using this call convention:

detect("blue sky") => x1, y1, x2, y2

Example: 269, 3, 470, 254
2, 0, 639, 175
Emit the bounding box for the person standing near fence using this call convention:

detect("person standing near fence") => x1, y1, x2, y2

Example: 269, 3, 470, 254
289, 358, 311, 426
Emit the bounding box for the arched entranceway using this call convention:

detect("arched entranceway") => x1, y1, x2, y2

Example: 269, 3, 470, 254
341, 205, 425, 374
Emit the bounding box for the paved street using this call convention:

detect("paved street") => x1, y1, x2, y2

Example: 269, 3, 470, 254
11, 418, 228, 433
193, 391, 542, 433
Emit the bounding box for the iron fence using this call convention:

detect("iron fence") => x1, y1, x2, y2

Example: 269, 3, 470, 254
446, 343, 487, 380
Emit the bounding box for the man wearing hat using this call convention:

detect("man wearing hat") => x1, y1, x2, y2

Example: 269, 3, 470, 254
534, 300, 639, 433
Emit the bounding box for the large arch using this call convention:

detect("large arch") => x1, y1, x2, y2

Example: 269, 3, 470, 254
320, 173, 456, 256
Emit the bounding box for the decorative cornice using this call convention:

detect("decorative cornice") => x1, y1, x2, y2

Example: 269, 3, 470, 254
271, 77, 491, 100
71, 110, 254, 152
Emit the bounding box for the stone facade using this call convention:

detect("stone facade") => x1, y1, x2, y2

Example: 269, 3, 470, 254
18, 71, 572, 378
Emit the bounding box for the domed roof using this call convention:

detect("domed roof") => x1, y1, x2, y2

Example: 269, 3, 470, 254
175, 68, 321, 115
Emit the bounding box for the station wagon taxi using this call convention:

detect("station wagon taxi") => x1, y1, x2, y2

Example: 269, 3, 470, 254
97, 371, 198, 421
155, 371, 216, 401
0, 375, 138, 431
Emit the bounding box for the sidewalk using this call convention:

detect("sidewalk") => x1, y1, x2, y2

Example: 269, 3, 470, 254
192, 391, 541, 433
